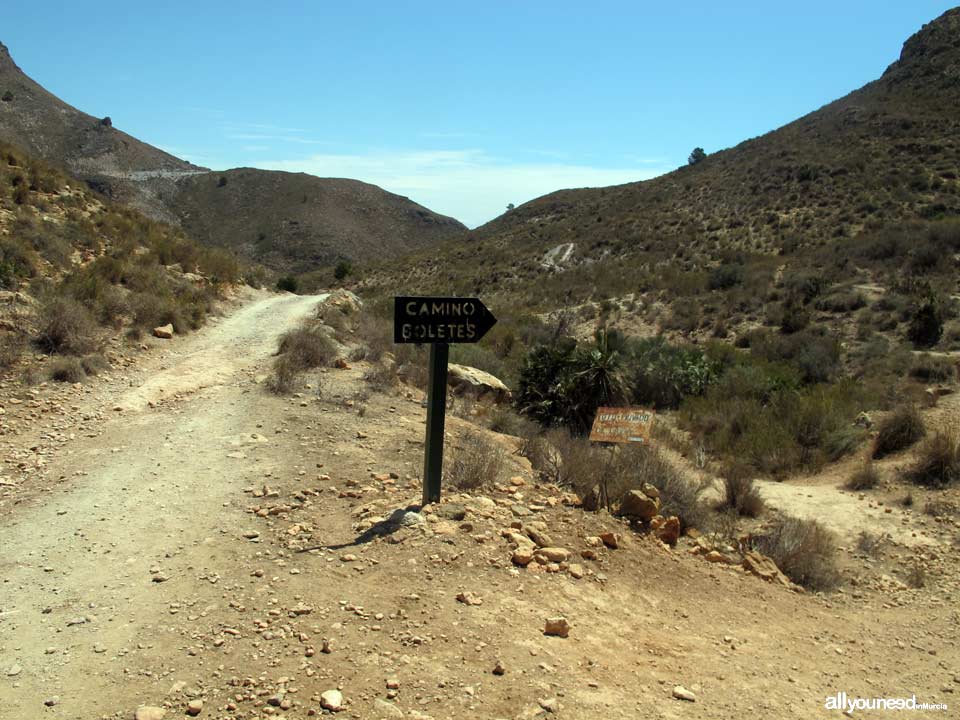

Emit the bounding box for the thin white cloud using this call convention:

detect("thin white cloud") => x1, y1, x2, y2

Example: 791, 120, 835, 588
253, 149, 670, 227
226, 132, 330, 145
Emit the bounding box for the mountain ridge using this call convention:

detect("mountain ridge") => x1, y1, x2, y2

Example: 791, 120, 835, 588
0, 42, 466, 270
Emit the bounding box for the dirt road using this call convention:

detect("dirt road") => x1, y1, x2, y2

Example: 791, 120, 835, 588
1, 290, 958, 719
0, 291, 325, 719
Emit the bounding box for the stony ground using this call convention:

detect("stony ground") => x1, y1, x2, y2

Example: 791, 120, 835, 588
1, 291, 958, 720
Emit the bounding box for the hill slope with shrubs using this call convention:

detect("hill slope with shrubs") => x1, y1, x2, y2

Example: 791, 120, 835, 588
360, 9, 960, 312
352, 9, 960, 487
0, 41, 466, 272
0, 141, 245, 383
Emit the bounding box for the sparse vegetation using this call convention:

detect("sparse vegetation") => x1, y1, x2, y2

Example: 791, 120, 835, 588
846, 463, 881, 491
754, 515, 841, 591
445, 430, 507, 491
267, 324, 338, 394
717, 464, 765, 517
276, 276, 299, 293
904, 432, 960, 488
873, 405, 926, 459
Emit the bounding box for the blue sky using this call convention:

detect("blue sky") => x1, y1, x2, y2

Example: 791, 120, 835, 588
3, 1, 956, 226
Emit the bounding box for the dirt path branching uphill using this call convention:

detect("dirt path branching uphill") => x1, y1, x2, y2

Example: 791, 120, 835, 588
1, 291, 959, 720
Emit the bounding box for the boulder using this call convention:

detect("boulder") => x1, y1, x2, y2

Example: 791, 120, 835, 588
543, 617, 570, 637
652, 515, 681, 546
320, 689, 344, 712
617, 490, 660, 521
135, 708, 166, 720
447, 363, 512, 403
153, 324, 174, 339
742, 551, 793, 587
534, 547, 570, 563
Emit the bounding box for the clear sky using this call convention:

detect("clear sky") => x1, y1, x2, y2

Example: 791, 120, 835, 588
3, 1, 957, 227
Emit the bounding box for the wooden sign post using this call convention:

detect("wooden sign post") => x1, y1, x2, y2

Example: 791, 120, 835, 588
589, 407, 656, 444
394, 296, 497, 504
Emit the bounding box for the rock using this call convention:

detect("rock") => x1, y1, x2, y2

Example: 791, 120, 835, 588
653, 516, 681, 546
618, 490, 660, 521
704, 550, 734, 564
388, 508, 425, 527
386, 677, 401, 690
456, 591, 483, 606
436, 503, 467, 521
135, 707, 167, 720
568, 563, 585, 579
186, 699, 203, 716
512, 548, 536, 566
672, 685, 696, 702
543, 617, 570, 638
539, 697, 560, 713
44, 697, 59, 707
525, 526, 554, 548
446, 363, 512, 403
742, 551, 793, 587
153, 324, 174, 339
493, 659, 506, 675
374, 699, 404, 718
6, 664, 21, 677
640, 482, 660, 500
320, 689, 344, 712
599, 532, 620, 549
535, 547, 570, 563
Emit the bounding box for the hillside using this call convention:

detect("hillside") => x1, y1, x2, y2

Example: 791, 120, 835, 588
0, 140, 244, 384
0, 41, 465, 271
360, 8, 960, 309
166, 168, 465, 274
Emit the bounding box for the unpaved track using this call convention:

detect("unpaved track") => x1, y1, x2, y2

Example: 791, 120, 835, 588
0, 292, 324, 719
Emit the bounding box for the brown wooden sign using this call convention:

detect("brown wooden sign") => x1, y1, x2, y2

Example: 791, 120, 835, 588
589, 407, 655, 444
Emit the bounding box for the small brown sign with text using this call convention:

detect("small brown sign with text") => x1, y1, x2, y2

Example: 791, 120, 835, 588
589, 407, 655, 444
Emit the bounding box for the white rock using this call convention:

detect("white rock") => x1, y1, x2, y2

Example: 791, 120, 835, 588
321, 689, 344, 712
672, 685, 696, 702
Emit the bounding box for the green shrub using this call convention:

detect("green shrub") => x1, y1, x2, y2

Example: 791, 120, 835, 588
909, 353, 955, 383
873, 405, 926, 458
907, 297, 943, 348
334, 260, 352, 280
754, 515, 840, 591
708, 263, 744, 290
626, 336, 718, 409
780, 300, 811, 334
514, 331, 627, 434
0, 236, 36, 289
0, 333, 26, 370
276, 276, 299, 293
904, 433, 960, 488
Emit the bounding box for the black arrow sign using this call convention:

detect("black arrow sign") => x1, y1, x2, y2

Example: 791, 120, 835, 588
393, 296, 497, 344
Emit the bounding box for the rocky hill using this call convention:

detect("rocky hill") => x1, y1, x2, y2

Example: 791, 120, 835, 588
0, 42, 465, 271
165, 168, 465, 274
360, 8, 960, 308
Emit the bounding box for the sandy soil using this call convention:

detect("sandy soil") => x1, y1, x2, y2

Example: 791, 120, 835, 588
1, 291, 958, 720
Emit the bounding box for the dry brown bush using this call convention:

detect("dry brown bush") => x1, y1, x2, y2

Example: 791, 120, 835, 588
445, 430, 507, 491
717, 463, 765, 517
754, 515, 840, 591
873, 405, 926, 458
846, 462, 881, 490
268, 324, 338, 394
35, 297, 99, 355
905, 433, 960, 488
